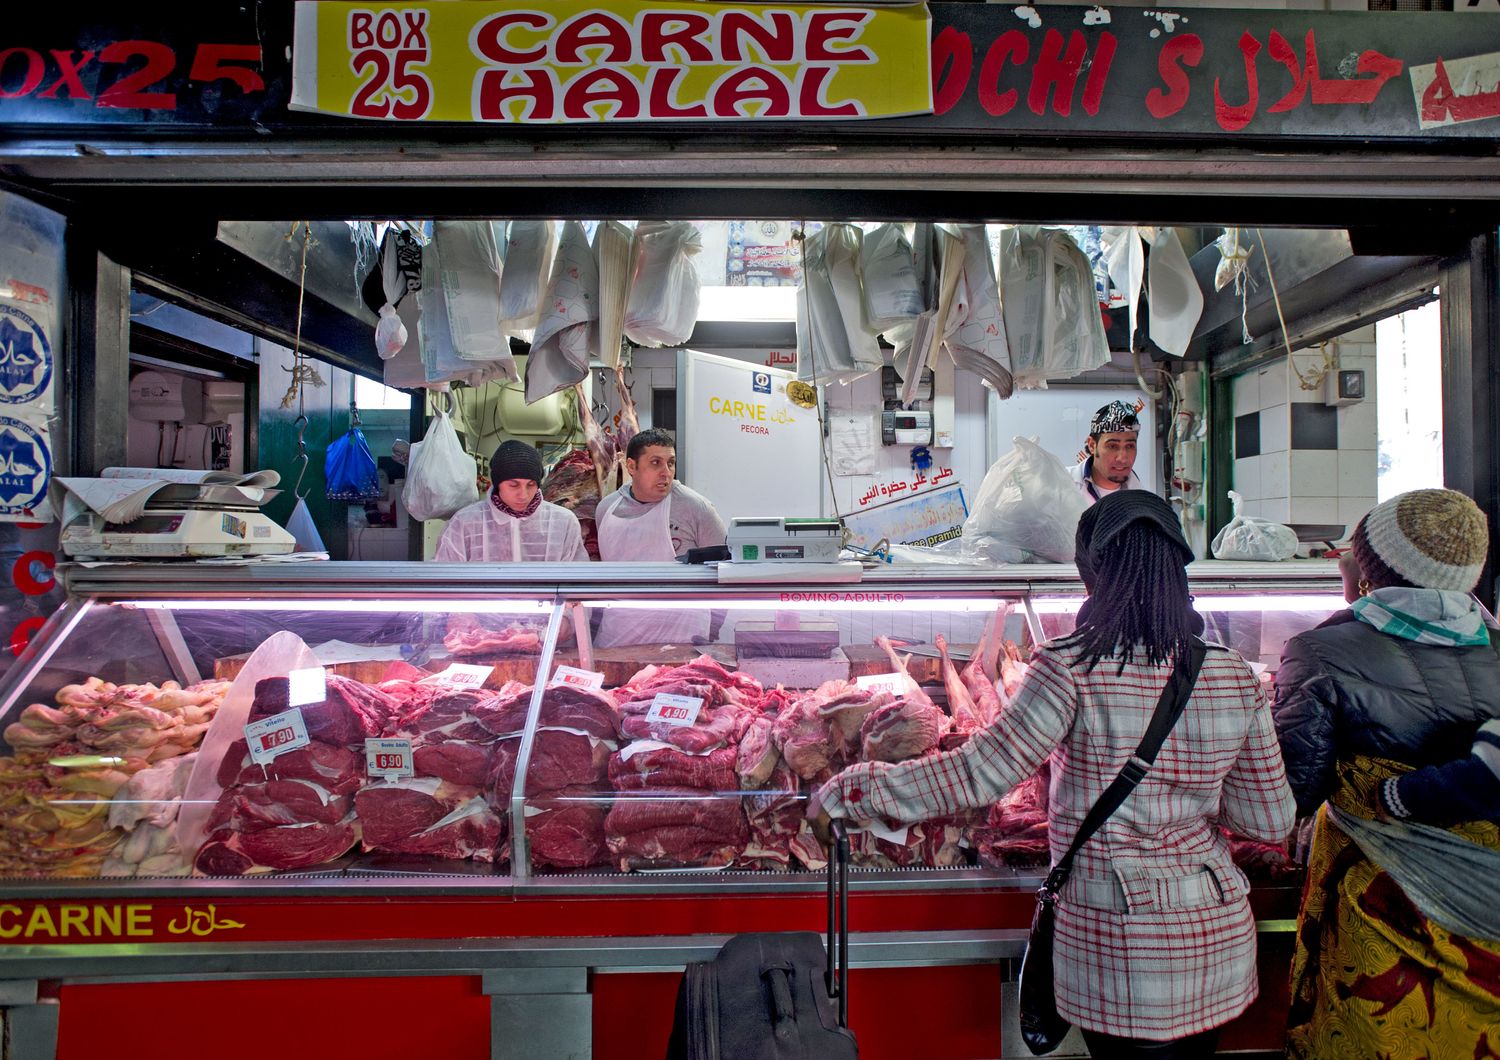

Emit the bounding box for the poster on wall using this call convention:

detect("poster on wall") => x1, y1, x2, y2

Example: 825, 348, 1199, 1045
676, 349, 821, 524
843, 482, 968, 551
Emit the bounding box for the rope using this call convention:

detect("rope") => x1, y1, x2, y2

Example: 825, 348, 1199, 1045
795, 225, 845, 530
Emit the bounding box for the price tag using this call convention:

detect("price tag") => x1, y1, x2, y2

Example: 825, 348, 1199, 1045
365, 738, 415, 779
554, 665, 605, 690
245, 708, 310, 765
419, 663, 494, 688
645, 693, 704, 727
856, 672, 905, 695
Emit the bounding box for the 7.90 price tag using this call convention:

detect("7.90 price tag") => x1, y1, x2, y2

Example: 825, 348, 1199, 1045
245, 708, 310, 765
645, 693, 704, 727
365, 738, 415, 779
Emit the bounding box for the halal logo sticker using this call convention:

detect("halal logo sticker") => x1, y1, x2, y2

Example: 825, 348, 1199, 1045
0, 417, 49, 514
751, 372, 772, 395
0, 305, 52, 406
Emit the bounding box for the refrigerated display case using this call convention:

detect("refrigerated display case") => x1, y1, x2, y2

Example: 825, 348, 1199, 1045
0, 560, 1343, 1060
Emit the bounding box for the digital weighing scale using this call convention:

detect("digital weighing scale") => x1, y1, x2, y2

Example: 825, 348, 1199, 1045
60, 482, 296, 560
725, 517, 844, 563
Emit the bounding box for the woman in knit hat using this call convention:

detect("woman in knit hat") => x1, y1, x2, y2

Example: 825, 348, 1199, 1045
1274, 488, 1500, 1059
432, 440, 588, 563
811, 491, 1295, 1058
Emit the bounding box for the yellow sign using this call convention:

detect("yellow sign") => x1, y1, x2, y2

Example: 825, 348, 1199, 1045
290, 1, 932, 123
0, 903, 247, 941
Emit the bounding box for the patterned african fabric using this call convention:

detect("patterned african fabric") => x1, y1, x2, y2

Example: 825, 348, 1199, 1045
1286, 755, 1500, 1060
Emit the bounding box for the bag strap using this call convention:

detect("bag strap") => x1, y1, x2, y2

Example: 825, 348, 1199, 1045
1041, 637, 1209, 897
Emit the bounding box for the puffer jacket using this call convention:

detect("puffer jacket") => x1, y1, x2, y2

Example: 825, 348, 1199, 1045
1273, 611, 1500, 816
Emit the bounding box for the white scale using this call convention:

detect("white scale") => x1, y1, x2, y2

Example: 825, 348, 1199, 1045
60, 483, 296, 560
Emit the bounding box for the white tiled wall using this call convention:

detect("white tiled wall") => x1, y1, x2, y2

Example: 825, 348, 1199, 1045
1230, 328, 1379, 545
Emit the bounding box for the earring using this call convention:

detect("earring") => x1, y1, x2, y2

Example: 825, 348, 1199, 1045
1358, 579, 1372, 597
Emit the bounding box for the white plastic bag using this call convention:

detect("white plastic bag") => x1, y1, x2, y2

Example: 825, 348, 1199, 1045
373, 230, 409, 360
383, 295, 428, 389
420, 244, 516, 388
433, 220, 508, 361
943, 224, 1014, 398
1210, 491, 1299, 561
499, 220, 557, 335
860, 222, 922, 335
961, 436, 1088, 563
797, 223, 882, 386
526, 220, 598, 404
402, 410, 480, 521
1145, 226, 1205, 358
624, 220, 702, 347
998, 227, 1109, 390
285, 496, 326, 553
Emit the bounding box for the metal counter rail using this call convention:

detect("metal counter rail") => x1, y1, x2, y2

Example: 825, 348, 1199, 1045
61, 559, 1344, 599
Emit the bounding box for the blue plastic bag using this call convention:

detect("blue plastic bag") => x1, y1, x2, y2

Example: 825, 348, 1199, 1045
325, 426, 381, 501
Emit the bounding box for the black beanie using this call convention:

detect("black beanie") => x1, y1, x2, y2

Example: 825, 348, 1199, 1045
1075, 490, 1193, 588
490, 440, 543, 485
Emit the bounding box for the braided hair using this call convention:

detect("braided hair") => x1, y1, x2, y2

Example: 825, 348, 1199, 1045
1065, 521, 1198, 673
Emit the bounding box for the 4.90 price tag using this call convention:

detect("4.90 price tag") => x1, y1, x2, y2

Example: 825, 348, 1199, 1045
245, 708, 310, 765
645, 693, 704, 727
365, 738, 415, 779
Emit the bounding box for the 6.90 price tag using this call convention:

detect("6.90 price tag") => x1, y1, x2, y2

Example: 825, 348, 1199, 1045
365, 738, 415, 779
645, 693, 704, 727
245, 708, 310, 765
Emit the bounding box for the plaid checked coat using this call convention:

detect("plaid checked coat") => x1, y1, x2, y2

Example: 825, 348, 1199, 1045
818, 640, 1296, 1040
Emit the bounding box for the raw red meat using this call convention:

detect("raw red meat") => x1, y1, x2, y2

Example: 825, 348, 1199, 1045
619, 703, 748, 753
207, 779, 351, 831
249, 673, 395, 747
859, 699, 948, 762
475, 684, 620, 740
772, 699, 841, 780
616, 655, 762, 709
609, 745, 737, 792
413, 740, 493, 787
604, 788, 747, 840
398, 689, 501, 742
216, 738, 363, 796
194, 817, 358, 875
608, 826, 747, 869
444, 624, 543, 658
489, 729, 612, 799
543, 446, 605, 560
523, 786, 611, 870
735, 716, 779, 788
355, 777, 484, 848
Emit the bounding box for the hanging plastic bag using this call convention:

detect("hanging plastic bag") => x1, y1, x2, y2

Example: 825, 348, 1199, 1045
594, 220, 635, 368
859, 222, 922, 336
499, 220, 557, 335
368, 229, 409, 359
797, 223, 882, 386
285, 496, 327, 553
960, 436, 1088, 563
325, 419, 382, 502
998, 227, 1109, 391
420, 241, 516, 388
433, 220, 508, 361
624, 220, 702, 347
526, 220, 599, 405
943, 223, 1014, 398
383, 294, 427, 390
1146, 227, 1205, 358
402, 409, 480, 521
1210, 491, 1298, 561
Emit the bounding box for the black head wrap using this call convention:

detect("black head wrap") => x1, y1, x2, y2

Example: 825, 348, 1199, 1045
1089, 400, 1140, 437
1075, 490, 1193, 590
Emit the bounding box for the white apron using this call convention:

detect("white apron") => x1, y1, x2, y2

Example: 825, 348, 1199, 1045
595, 491, 711, 648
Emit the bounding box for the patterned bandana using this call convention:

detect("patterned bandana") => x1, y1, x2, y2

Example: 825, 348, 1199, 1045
491, 489, 541, 520
1090, 400, 1141, 436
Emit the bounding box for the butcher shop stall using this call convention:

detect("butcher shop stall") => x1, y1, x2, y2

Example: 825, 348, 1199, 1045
0, 558, 1337, 1059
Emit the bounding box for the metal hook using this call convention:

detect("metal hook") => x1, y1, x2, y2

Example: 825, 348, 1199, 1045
349, 401, 362, 429
292, 414, 310, 499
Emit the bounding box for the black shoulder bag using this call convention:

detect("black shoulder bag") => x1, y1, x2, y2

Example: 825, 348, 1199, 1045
1018, 638, 1209, 1056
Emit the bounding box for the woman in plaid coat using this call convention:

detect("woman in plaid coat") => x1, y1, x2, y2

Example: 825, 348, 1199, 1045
811, 491, 1296, 1058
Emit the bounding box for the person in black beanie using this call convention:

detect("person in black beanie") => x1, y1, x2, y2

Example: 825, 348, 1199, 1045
432, 440, 588, 563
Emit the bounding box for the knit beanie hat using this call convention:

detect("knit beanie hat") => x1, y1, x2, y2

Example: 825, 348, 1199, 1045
1352, 488, 1488, 592
1075, 490, 1193, 588
489, 440, 543, 485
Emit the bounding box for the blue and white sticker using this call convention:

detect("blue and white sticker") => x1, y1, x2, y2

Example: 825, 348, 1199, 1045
751, 371, 772, 395
0, 305, 52, 408
0, 416, 50, 518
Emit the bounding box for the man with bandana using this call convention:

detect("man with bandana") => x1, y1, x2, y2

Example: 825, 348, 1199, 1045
1069, 400, 1144, 506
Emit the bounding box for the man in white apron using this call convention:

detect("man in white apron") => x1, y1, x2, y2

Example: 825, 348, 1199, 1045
1068, 400, 1144, 506
595, 429, 727, 647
